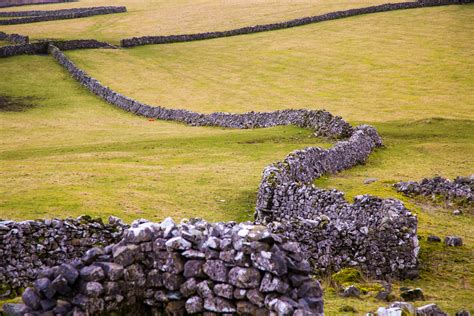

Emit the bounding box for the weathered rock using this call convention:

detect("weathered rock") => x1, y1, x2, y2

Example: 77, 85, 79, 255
427, 235, 441, 242
416, 303, 448, 316
444, 236, 463, 247
400, 288, 424, 301
341, 285, 360, 298
185, 295, 203, 314
228, 267, 261, 288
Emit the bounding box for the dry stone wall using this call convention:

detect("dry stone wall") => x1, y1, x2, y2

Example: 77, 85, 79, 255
4, 219, 324, 315
48, 44, 419, 280
395, 175, 473, 206
0, 216, 128, 299
120, 0, 472, 47
0, 6, 126, 25
0, 40, 114, 58
254, 127, 419, 279
0, 31, 29, 44
0, 0, 75, 8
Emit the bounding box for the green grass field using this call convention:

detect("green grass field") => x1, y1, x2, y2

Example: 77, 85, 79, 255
0, 0, 405, 44
0, 0, 473, 313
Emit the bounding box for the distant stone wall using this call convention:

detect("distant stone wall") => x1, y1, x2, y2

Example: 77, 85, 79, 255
120, 0, 472, 47
0, 216, 128, 298
0, 6, 122, 17
4, 219, 324, 315
0, 6, 126, 25
0, 0, 75, 8
48, 44, 351, 139
0, 31, 29, 44
395, 175, 473, 206
0, 40, 114, 58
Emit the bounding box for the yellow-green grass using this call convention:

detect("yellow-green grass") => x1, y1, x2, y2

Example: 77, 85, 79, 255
64, 4, 474, 123
0, 0, 406, 44
0, 55, 327, 223
0, 3, 473, 314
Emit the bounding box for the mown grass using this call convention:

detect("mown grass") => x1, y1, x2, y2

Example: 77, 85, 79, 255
0, 0, 405, 44
0, 2, 472, 314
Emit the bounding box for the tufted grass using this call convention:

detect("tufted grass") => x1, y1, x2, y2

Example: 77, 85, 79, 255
0, 0, 406, 44
0, 2, 473, 314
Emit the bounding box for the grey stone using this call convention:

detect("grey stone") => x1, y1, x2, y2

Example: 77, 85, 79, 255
185, 296, 203, 314
228, 267, 261, 289
203, 260, 227, 282
445, 236, 463, 247
22, 288, 41, 310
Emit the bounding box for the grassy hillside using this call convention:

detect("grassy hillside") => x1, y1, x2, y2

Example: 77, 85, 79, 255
0, 56, 327, 223
0, 0, 405, 44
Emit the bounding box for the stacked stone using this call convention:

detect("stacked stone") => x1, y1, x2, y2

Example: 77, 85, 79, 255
262, 195, 418, 279
0, 6, 122, 17
5, 218, 324, 315
0, 32, 29, 44
120, 0, 470, 48
395, 175, 473, 206
48, 44, 352, 139
47, 43, 419, 279
0, 0, 74, 8
254, 121, 419, 279
0, 40, 115, 58
0, 6, 127, 25
0, 216, 128, 297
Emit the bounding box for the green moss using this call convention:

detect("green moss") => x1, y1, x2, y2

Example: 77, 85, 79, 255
332, 268, 363, 285
339, 305, 358, 313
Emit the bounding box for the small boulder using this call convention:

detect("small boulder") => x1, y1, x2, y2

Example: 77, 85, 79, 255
341, 285, 360, 298
427, 235, 441, 243
400, 288, 424, 301
445, 236, 463, 247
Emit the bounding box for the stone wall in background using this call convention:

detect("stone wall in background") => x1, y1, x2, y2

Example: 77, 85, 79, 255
4, 219, 324, 315
0, 0, 75, 8
395, 175, 473, 207
120, 0, 472, 47
0, 31, 29, 44
0, 6, 127, 25
0, 39, 115, 58
0, 216, 128, 298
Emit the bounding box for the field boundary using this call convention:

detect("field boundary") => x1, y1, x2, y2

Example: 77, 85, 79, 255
120, 0, 472, 47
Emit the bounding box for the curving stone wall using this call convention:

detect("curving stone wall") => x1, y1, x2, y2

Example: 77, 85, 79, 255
395, 175, 473, 206
0, 0, 75, 8
47, 44, 419, 279
4, 219, 324, 315
254, 126, 419, 279
0, 6, 127, 25
120, 0, 472, 48
0, 216, 128, 299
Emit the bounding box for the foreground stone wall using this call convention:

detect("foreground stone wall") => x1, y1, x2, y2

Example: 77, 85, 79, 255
254, 126, 419, 279
0, 0, 75, 8
0, 216, 128, 298
120, 0, 472, 47
5, 219, 324, 315
0, 6, 126, 25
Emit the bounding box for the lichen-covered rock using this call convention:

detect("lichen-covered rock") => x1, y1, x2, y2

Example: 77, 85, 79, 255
11, 219, 324, 315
